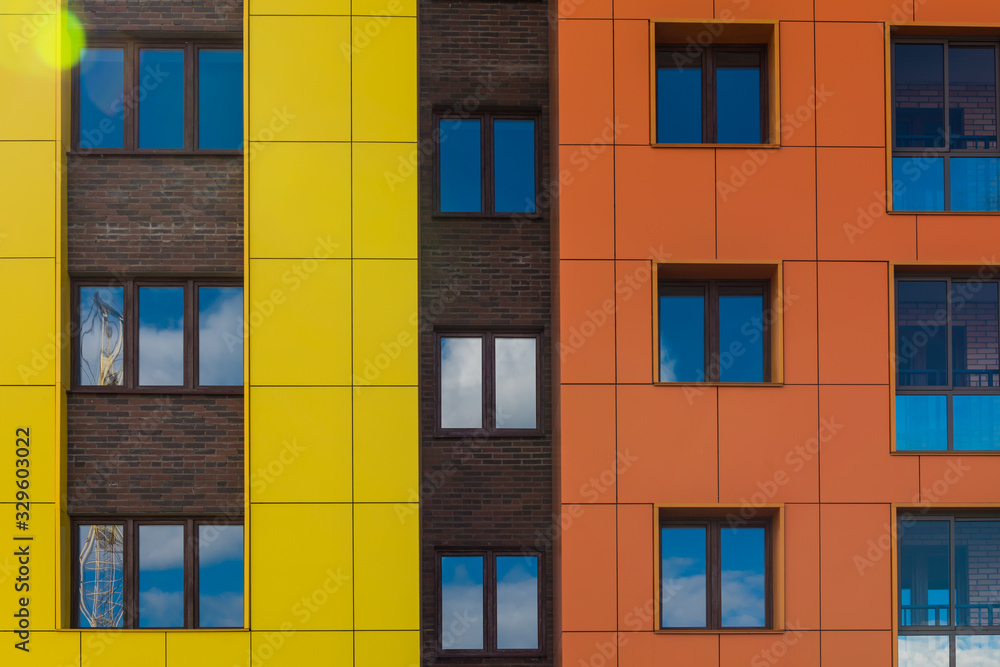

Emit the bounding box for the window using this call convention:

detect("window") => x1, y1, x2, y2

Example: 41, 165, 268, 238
74, 280, 243, 390
895, 275, 1000, 450
75, 41, 243, 152
436, 332, 541, 435
897, 514, 1000, 667
434, 110, 539, 216
891, 38, 1000, 211
659, 517, 771, 630
72, 518, 243, 629
438, 550, 542, 656
658, 280, 770, 383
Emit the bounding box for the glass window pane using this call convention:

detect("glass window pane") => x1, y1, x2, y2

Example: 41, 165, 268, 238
77, 524, 124, 628
896, 280, 948, 387
495, 337, 537, 429
198, 50, 243, 150
657, 52, 702, 143
661, 526, 707, 628
198, 287, 243, 386
79, 286, 125, 386
893, 156, 945, 211
952, 281, 999, 387
721, 526, 766, 627
716, 51, 762, 144
78, 48, 124, 149
957, 521, 1000, 627
440, 337, 483, 429
899, 520, 951, 627
659, 287, 706, 382
718, 288, 765, 382
952, 157, 1000, 212
138, 525, 185, 628
439, 119, 482, 212
954, 396, 1000, 451
899, 635, 950, 667
496, 555, 539, 649
896, 395, 948, 451
949, 46, 997, 150
138, 49, 185, 149
494, 119, 535, 213
198, 525, 244, 628
139, 287, 185, 386
957, 635, 1000, 665
441, 556, 484, 650
894, 43, 946, 148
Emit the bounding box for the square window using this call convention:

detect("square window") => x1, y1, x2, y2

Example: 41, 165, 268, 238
436, 331, 541, 436
434, 110, 539, 216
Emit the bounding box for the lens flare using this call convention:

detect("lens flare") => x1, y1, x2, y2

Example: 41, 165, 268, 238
0, 9, 84, 75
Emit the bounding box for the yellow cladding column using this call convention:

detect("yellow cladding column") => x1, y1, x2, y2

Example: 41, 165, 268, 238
0, 0, 80, 664
246, 0, 418, 665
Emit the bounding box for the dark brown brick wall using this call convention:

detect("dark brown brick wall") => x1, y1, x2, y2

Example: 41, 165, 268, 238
70, 0, 242, 34
419, 2, 553, 664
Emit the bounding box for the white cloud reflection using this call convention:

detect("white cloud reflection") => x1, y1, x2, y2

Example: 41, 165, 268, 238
441, 338, 483, 429
138, 324, 184, 385
198, 288, 243, 385
495, 338, 537, 429
139, 588, 183, 628
138, 525, 184, 571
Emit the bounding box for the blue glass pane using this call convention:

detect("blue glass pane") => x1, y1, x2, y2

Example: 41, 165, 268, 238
494, 119, 535, 213
899, 520, 950, 627
496, 556, 539, 649
899, 636, 950, 667
78, 286, 125, 386
198, 50, 243, 149
657, 59, 702, 143
659, 292, 705, 382
949, 46, 997, 150
952, 158, 1000, 212
893, 156, 945, 211
138, 525, 184, 628
952, 281, 999, 388
896, 395, 947, 451
718, 293, 764, 382
77, 525, 124, 628
894, 44, 945, 149
896, 281, 948, 387
716, 52, 762, 144
439, 119, 482, 212
441, 556, 484, 649
720, 527, 766, 627
954, 396, 1000, 450
957, 635, 1000, 666
139, 287, 184, 386
198, 287, 243, 386
78, 49, 124, 149
139, 50, 185, 149
661, 526, 707, 628
198, 525, 243, 627
955, 522, 1000, 627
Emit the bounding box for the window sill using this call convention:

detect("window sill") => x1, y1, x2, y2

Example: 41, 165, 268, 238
654, 628, 785, 635
67, 149, 243, 158
654, 381, 783, 388
433, 429, 546, 439
432, 211, 545, 220
650, 142, 781, 149
888, 209, 1000, 215
891, 449, 1000, 456
69, 387, 243, 396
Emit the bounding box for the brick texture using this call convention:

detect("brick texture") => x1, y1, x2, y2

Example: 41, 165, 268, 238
70, 0, 242, 34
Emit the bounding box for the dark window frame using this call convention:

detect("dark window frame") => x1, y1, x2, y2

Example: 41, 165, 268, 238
655, 44, 769, 144
435, 548, 545, 658
72, 39, 243, 155
891, 37, 1000, 211
434, 330, 544, 437
658, 517, 773, 630
71, 278, 243, 394
895, 274, 1000, 450
658, 279, 771, 383
432, 108, 542, 218
70, 516, 243, 630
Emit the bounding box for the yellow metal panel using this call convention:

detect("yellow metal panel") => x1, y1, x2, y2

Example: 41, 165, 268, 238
248, 16, 350, 142
82, 632, 165, 667
353, 503, 419, 630
248, 259, 352, 386
353, 386, 417, 503
166, 632, 250, 667
355, 630, 420, 667
0, 631, 79, 664
0, 0, 56, 13
352, 260, 417, 386
249, 0, 349, 15
0, 15, 55, 140
248, 142, 351, 260
1, 504, 55, 630
249, 631, 351, 666
352, 0, 416, 18
0, 388, 55, 503
0, 142, 55, 258
250, 504, 352, 630
351, 16, 416, 142
0, 259, 55, 385
352, 142, 417, 259
249, 387, 352, 503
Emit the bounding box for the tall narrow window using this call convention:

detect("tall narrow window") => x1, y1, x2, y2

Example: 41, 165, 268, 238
197, 524, 245, 628
197, 49, 243, 150
137, 524, 184, 628
138, 49, 185, 149
78, 48, 125, 149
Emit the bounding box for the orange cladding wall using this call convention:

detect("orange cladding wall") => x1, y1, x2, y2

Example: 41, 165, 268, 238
556, 0, 1000, 665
